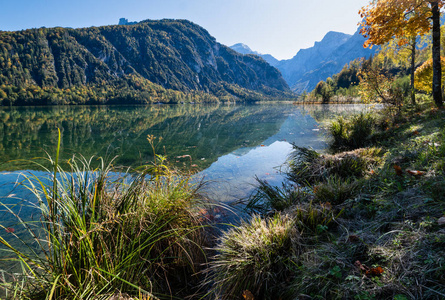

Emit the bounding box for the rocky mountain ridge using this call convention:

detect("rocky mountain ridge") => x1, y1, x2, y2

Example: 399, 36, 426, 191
230, 29, 377, 93
0, 19, 292, 105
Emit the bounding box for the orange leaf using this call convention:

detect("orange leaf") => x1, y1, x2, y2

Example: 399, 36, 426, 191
366, 266, 384, 276
393, 165, 403, 176
243, 290, 255, 300
406, 169, 426, 176
413, 130, 420, 135
397, 39, 408, 47
321, 202, 332, 210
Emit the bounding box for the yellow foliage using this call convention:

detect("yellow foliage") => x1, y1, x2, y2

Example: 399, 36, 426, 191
359, 0, 438, 48
358, 65, 393, 103
414, 56, 445, 93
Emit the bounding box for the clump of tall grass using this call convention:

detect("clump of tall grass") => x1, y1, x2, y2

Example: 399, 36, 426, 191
287, 145, 383, 186
0, 133, 208, 299
287, 201, 339, 235
245, 177, 309, 215
207, 213, 300, 300
329, 112, 375, 151
313, 175, 359, 205
287, 146, 322, 186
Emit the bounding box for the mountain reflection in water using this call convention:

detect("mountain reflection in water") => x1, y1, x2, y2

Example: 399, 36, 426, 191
0, 104, 370, 204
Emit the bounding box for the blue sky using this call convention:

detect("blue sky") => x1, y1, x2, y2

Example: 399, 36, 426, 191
0, 0, 369, 60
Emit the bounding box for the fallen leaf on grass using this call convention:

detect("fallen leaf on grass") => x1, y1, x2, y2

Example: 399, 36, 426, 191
366, 266, 384, 277
355, 260, 384, 277
412, 130, 420, 135
393, 165, 403, 176
354, 260, 367, 272
321, 202, 332, 210
243, 290, 255, 300
406, 169, 426, 176
5, 227, 14, 233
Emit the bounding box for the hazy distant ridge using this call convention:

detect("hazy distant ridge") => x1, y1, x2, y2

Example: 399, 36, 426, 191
230, 43, 280, 67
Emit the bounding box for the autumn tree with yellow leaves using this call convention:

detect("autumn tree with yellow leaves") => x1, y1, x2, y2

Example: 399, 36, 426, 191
415, 57, 445, 92
360, 0, 444, 108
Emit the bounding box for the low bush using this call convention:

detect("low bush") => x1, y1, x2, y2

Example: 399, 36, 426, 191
287, 201, 338, 235
313, 175, 359, 205
287, 145, 322, 185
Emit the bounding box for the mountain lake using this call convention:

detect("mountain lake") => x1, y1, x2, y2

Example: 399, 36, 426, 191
0, 103, 373, 230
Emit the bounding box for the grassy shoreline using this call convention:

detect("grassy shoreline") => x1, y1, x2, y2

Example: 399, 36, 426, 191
231, 100, 445, 299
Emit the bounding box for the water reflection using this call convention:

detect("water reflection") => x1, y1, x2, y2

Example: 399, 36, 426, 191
0, 104, 290, 170
0, 103, 371, 203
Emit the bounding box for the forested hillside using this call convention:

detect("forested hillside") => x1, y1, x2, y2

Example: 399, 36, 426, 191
0, 19, 293, 105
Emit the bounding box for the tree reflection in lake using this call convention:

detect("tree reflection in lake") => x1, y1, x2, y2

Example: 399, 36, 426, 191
0, 104, 371, 202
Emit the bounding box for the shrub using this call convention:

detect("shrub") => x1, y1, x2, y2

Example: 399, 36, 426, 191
288, 201, 338, 235
287, 145, 322, 185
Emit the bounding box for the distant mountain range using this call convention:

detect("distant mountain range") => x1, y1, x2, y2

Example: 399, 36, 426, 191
0, 19, 292, 105
230, 29, 377, 93
0, 16, 376, 105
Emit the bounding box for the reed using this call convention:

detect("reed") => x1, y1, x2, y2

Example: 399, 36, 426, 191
0, 133, 208, 299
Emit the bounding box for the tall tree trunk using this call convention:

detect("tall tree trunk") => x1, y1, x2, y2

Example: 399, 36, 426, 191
431, 1, 443, 107
410, 38, 416, 105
